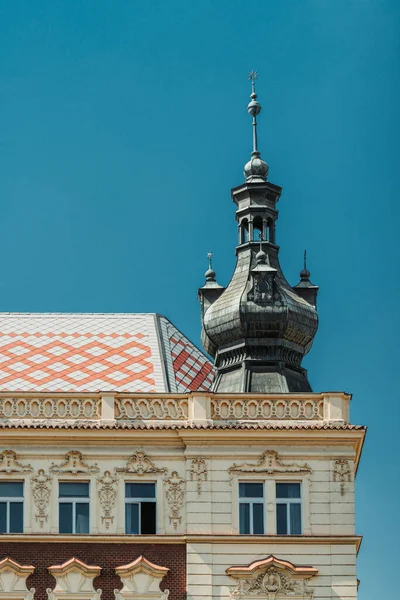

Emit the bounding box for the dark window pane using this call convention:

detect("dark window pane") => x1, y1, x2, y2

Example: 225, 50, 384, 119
0, 503, 6, 533
290, 503, 302, 534
239, 502, 250, 534
0, 482, 23, 497
253, 503, 264, 534
10, 502, 23, 533
59, 502, 73, 533
125, 503, 139, 534
276, 503, 287, 534
125, 483, 156, 499
141, 502, 156, 534
276, 483, 300, 499
76, 503, 89, 533
59, 482, 89, 498
239, 483, 263, 498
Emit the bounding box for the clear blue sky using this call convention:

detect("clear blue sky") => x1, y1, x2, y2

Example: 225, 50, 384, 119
0, 1, 398, 597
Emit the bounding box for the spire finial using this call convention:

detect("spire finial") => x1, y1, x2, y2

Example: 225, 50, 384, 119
205, 251, 216, 282
300, 249, 311, 280
244, 72, 269, 182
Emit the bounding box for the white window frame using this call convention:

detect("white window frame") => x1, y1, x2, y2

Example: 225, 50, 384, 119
275, 481, 302, 535
0, 480, 24, 533
125, 481, 157, 535
58, 480, 90, 534
238, 481, 265, 535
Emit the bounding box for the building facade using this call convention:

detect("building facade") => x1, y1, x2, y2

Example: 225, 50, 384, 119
0, 78, 365, 600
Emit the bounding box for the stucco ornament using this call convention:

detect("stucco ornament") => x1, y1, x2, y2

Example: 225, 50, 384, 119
116, 451, 167, 475
227, 556, 317, 600
114, 556, 169, 600
0, 450, 33, 474
47, 558, 101, 600
229, 450, 311, 476
31, 469, 52, 527
50, 450, 99, 475
190, 458, 207, 495
97, 470, 118, 529
333, 458, 352, 496
164, 471, 185, 529
0, 557, 35, 600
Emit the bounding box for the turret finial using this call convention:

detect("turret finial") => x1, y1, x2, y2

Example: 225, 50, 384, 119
244, 71, 269, 182
205, 251, 216, 282
300, 250, 311, 280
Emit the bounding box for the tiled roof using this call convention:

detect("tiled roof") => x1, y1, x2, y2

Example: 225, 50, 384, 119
0, 313, 213, 393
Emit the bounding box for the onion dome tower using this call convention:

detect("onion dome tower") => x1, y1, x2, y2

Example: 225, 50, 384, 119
198, 73, 319, 393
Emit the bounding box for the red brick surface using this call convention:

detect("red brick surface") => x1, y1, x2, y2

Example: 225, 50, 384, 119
0, 542, 186, 600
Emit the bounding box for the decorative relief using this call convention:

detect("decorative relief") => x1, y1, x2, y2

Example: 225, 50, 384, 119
0, 450, 33, 474
114, 556, 169, 600
115, 397, 188, 420
0, 557, 35, 600
116, 451, 167, 475
212, 398, 323, 421
0, 396, 100, 420
226, 555, 317, 600
50, 450, 99, 475
190, 458, 207, 495
47, 558, 101, 600
333, 459, 352, 496
31, 469, 52, 527
97, 470, 118, 529
229, 450, 311, 476
164, 471, 185, 529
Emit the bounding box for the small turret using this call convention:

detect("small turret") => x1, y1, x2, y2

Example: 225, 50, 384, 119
294, 251, 319, 307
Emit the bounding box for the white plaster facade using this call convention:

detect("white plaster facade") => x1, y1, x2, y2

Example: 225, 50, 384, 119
0, 391, 364, 600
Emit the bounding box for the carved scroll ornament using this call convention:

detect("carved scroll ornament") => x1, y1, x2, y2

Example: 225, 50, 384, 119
333, 459, 352, 496
190, 458, 207, 495
50, 450, 99, 475
116, 451, 167, 475
97, 470, 118, 529
0, 450, 33, 474
164, 471, 185, 529
229, 450, 311, 476
31, 469, 52, 527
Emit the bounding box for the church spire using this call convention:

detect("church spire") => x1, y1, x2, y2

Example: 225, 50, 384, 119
244, 71, 269, 183
198, 74, 319, 393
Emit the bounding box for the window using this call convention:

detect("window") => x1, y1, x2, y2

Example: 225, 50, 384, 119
0, 481, 23, 533
239, 482, 264, 534
125, 482, 156, 534
59, 481, 89, 534
276, 482, 301, 534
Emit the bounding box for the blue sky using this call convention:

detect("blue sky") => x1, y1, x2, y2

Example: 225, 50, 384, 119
0, 1, 398, 597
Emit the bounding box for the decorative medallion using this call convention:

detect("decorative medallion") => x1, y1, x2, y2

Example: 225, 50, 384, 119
116, 451, 167, 475
226, 555, 317, 600
229, 450, 311, 476
333, 459, 352, 496
190, 458, 207, 495
0, 450, 33, 474
50, 450, 99, 475
31, 469, 52, 527
164, 471, 185, 529
97, 470, 118, 529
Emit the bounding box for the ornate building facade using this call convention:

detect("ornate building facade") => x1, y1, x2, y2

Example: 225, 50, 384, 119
0, 78, 364, 600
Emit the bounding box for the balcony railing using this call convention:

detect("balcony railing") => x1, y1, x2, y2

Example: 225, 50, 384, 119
0, 392, 350, 424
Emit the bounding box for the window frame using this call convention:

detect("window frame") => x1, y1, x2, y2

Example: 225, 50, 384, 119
124, 481, 157, 535
58, 480, 90, 535
0, 480, 24, 533
275, 481, 302, 535
238, 481, 265, 535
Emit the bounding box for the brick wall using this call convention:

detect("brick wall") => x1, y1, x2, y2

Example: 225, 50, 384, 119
0, 542, 186, 600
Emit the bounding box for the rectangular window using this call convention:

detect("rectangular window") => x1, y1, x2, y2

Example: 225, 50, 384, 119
0, 481, 23, 533
59, 481, 89, 534
239, 482, 264, 534
125, 482, 156, 534
276, 482, 301, 535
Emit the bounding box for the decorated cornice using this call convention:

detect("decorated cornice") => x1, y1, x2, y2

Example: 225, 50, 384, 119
115, 556, 169, 578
